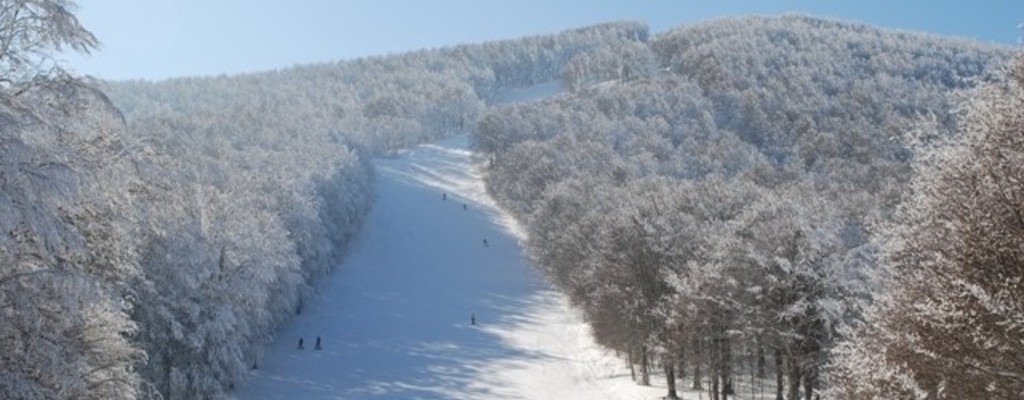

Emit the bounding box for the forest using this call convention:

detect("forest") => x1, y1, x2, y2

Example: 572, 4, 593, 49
475, 15, 1018, 400
1, 1, 1021, 399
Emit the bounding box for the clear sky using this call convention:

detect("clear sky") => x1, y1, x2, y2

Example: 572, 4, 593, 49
63, 0, 1023, 81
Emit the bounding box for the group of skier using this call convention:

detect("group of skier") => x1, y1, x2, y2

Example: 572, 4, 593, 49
297, 336, 322, 350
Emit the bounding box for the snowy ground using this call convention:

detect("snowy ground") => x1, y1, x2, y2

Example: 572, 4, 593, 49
493, 81, 562, 104
231, 135, 696, 399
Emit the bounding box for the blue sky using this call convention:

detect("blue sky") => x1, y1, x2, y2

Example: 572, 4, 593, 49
64, 0, 1022, 81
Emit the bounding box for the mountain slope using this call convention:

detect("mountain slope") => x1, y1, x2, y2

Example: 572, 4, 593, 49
230, 135, 667, 399
471, 14, 1013, 399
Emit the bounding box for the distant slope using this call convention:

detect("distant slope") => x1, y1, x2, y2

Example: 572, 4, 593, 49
100, 22, 648, 154
650, 14, 1008, 163
479, 14, 1011, 216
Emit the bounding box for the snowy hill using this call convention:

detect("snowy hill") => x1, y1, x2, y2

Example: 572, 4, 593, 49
231, 135, 667, 399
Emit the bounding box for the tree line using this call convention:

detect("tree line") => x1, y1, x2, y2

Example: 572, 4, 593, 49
830, 55, 1024, 399
473, 15, 1011, 399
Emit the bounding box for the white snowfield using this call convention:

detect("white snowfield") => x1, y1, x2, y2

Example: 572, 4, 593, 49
232, 135, 670, 399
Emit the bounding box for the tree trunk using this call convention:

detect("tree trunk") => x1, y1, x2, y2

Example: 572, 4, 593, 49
693, 338, 703, 390
163, 352, 172, 400
712, 335, 725, 400
676, 346, 686, 383
722, 337, 733, 398
712, 367, 720, 400
757, 345, 766, 378
787, 354, 801, 400
665, 363, 679, 399
804, 366, 816, 400
775, 348, 784, 400
640, 347, 651, 386
628, 350, 636, 382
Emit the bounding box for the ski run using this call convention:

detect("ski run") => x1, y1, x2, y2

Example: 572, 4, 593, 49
230, 135, 686, 399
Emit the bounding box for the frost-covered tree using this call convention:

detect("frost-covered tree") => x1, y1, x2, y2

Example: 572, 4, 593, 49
0, 82, 147, 400
473, 14, 1007, 399
830, 55, 1024, 399
117, 106, 374, 399
735, 181, 863, 400
0, 0, 97, 86
0, 3, 149, 398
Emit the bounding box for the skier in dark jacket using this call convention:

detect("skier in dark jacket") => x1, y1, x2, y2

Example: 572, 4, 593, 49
315, 336, 322, 350
297, 337, 304, 350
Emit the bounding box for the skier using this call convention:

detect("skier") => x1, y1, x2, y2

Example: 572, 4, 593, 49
462, 204, 467, 211
471, 313, 476, 326
315, 336, 322, 350
297, 337, 304, 350
443, 193, 447, 201
482, 238, 489, 247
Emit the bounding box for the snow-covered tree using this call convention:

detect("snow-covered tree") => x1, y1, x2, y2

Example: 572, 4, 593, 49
0, 0, 97, 86
473, 14, 1007, 399
830, 54, 1024, 399
0, 4, 148, 397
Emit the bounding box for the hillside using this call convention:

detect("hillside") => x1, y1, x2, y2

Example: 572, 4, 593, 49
2, 9, 1018, 400
472, 14, 1012, 399
99, 21, 648, 154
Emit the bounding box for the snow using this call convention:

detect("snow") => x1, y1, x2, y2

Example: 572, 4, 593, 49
231, 135, 677, 399
494, 81, 562, 104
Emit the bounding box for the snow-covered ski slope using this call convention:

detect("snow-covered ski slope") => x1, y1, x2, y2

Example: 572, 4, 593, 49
231, 134, 682, 399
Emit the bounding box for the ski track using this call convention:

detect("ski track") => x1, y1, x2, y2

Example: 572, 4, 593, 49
231, 134, 673, 399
